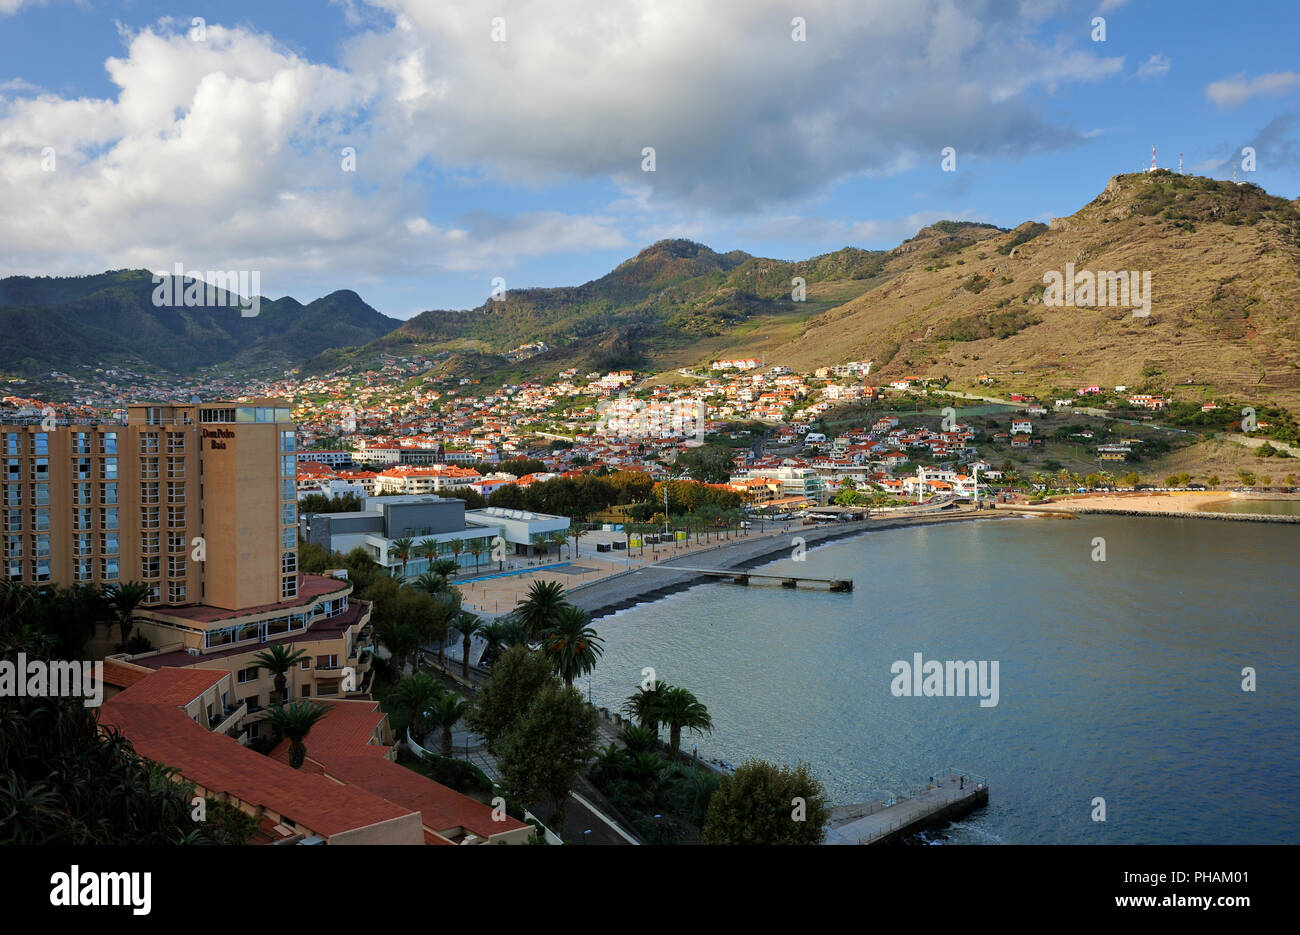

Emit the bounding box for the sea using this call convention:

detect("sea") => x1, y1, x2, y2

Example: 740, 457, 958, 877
583, 514, 1300, 844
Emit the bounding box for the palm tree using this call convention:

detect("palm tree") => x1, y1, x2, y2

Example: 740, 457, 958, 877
413, 571, 449, 595
568, 523, 582, 559
267, 701, 330, 769
475, 620, 510, 667
454, 612, 482, 680
541, 605, 604, 687
591, 742, 628, 784
447, 538, 465, 573
390, 536, 414, 581
429, 589, 462, 667
513, 580, 568, 642
376, 618, 421, 673
388, 673, 445, 741
252, 643, 311, 704
549, 529, 568, 560
618, 723, 659, 754
623, 682, 670, 737
103, 581, 149, 647
467, 539, 486, 574
429, 693, 471, 757
657, 686, 712, 761
415, 538, 440, 575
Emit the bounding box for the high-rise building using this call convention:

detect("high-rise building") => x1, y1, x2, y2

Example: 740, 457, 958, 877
2, 398, 298, 609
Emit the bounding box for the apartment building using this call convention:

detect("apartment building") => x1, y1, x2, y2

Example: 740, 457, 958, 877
2, 398, 298, 610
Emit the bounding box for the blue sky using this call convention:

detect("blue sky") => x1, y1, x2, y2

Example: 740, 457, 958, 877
1, 0, 1297, 320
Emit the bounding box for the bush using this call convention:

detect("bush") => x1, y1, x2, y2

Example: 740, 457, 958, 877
417, 752, 494, 796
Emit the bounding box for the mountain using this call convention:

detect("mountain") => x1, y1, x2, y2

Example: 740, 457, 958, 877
307, 239, 891, 375
763, 172, 1300, 409
0, 270, 402, 376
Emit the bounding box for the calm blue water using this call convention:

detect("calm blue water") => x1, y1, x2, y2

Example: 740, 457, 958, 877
584, 515, 1300, 844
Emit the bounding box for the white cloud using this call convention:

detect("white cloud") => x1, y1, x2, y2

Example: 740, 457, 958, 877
1137, 54, 1170, 79
0, 2, 1130, 290
0, 0, 42, 15
1206, 71, 1300, 108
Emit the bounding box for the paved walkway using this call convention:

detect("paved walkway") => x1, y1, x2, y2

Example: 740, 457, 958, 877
824, 774, 987, 845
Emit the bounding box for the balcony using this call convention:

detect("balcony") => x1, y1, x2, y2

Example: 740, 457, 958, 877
211, 701, 248, 735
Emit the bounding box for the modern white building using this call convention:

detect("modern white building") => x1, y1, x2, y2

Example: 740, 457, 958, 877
464, 507, 570, 557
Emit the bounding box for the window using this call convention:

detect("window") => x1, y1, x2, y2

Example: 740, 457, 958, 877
168, 531, 186, 553
32, 509, 49, 532
141, 482, 159, 504
167, 482, 185, 503
166, 434, 185, 454
144, 584, 160, 605
99, 433, 117, 455
32, 560, 50, 582
300, 684, 311, 698
257, 407, 273, 423
168, 582, 187, 603
168, 555, 186, 577
167, 457, 185, 479
4, 459, 18, 481
34, 433, 48, 456
281, 456, 296, 478
101, 507, 118, 530
200, 408, 235, 423
280, 430, 296, 452
140, 458, 159, 480
141, 507, 159, 529
167, 506, 186, 527
33, 535, 49, 558
237, 666, 259, 684
300, 658, 311, 670
281, 478, 295, 501
141, 533, 160, 555
281, 576, 297, 599
32, 458, 48, 481
281, 502, 296, 526
71, 482, 90, 505
73, 508, 91, 531
281, 551, 297, 574
141, 556, 160, 579
3, 535, 20, 558
32, 483, 48, 506
72, 432, 91, 455
316, 654, 339, 670
144, 407, 162, 426
100, 557, 119, 580
100, 533, 118, 555
102, 457, 118, 480
72, 457, 92, 480
74, 558, 93, 582
73, 534, 91, 556
282, 526, 296, 549
99, 482, 117, 504
4, 510, 21, 533
3, 485, 19, 507
5, 559, 21, 580
3, 434, 17, 456
140, 433, 160, 454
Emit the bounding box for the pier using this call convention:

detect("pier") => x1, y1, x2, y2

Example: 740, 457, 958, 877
643, 565, 853, 591
823, 770, 988, 845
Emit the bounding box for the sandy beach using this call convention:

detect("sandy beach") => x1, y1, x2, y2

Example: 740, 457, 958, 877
999, 490, 1300, 522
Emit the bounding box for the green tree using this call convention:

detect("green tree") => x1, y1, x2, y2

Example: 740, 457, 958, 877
495, 681, 599, 829
252, 644, 311, 704
429, 692, 471, 757
465, 645, 559, 755
387, 672, 446, 740
513, 580, 569, 642
389, 536, 415, 580
700, 759, 830, 845
657, 686, 713, 761
623, 681, 670, 737
103, 581, 150, 647
455, 613, 482, 681
267, 702, 330, 770
541, 605, 604, 688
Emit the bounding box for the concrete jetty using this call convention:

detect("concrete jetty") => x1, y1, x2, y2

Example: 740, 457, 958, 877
642, 565, 853, 591
823, 771, 988, 845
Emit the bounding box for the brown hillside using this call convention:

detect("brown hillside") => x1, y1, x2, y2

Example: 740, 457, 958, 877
769, 172, 1300, 409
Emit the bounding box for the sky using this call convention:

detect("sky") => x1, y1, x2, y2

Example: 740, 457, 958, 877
1, 0, 1298, 320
